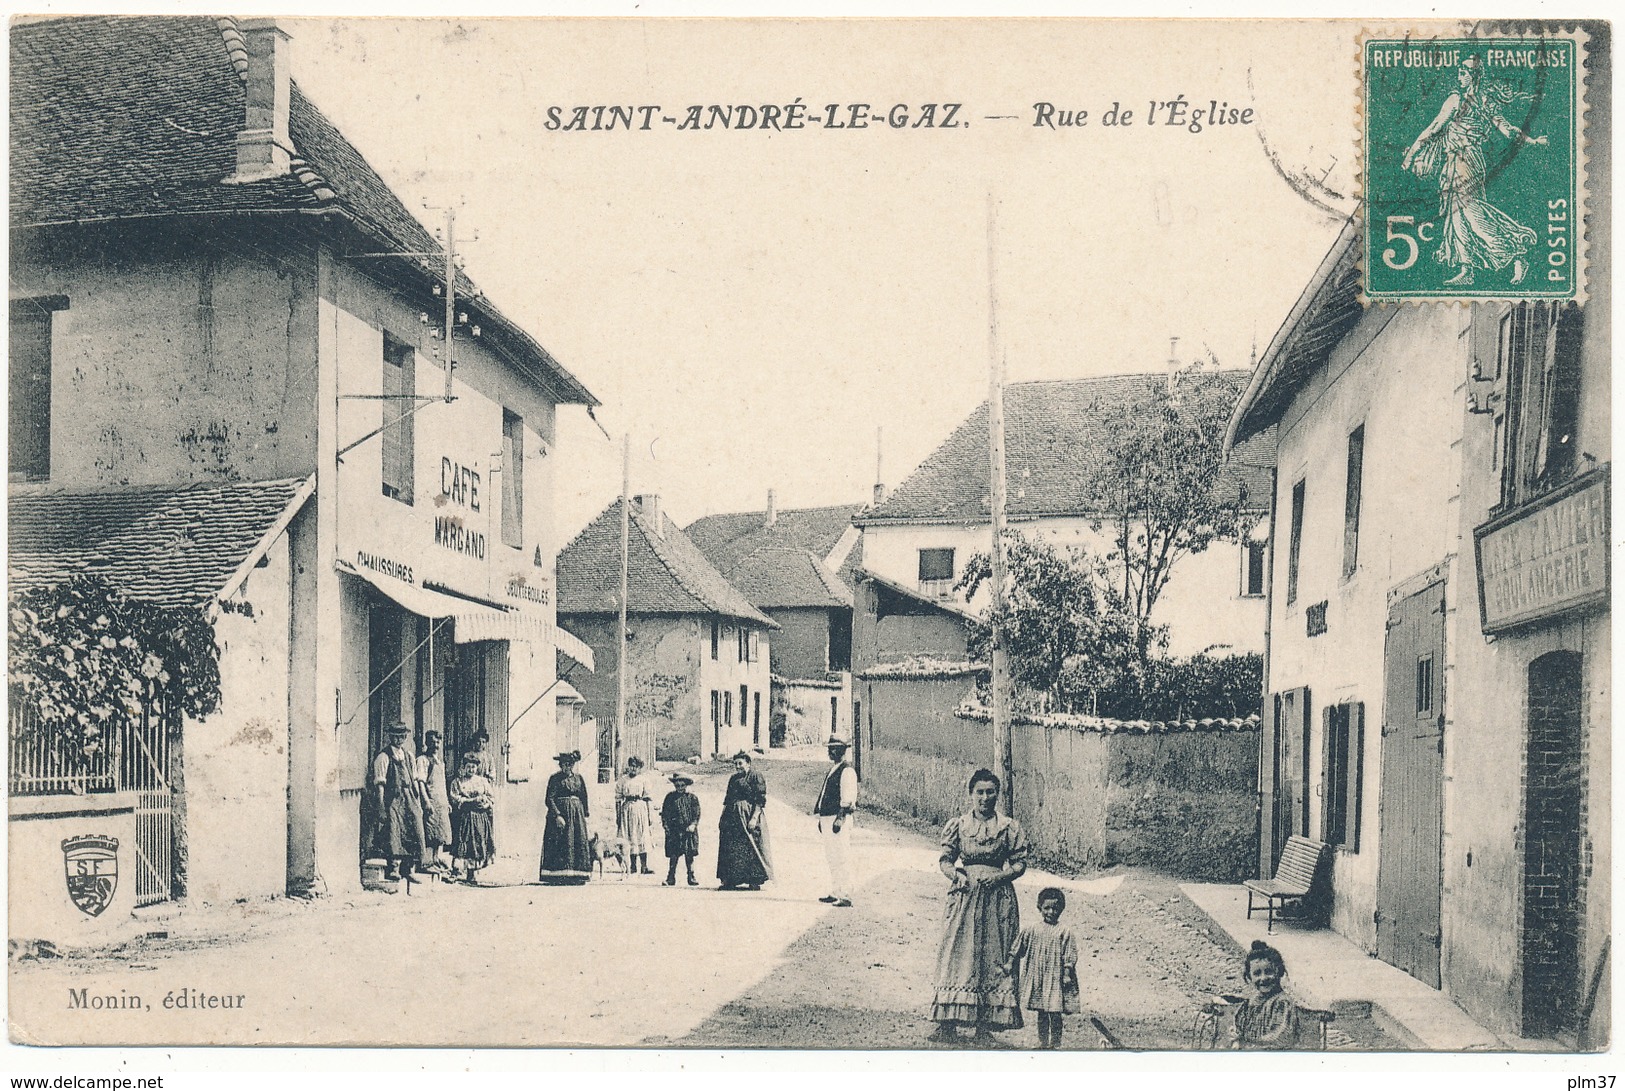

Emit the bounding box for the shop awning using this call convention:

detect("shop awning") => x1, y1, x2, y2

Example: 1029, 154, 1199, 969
338, 560, 594, 670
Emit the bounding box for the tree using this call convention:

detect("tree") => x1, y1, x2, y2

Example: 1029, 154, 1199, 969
9, 575, 222, 763
956, 533, 1146, 712
1090, 363, 1255, 651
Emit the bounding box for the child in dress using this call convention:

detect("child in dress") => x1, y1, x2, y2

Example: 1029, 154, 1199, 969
1231, 940, 1302, 1050
1004, 887, 1080, 1049
660, 772, 702, 886
447, 752, 495, 885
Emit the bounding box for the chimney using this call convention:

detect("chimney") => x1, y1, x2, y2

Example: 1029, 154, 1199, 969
1166, 335, 1181, 397
634, 494, 662, 535
872, 483, 886, 505
765, 489, 777, 528
872, 426, 885, 506
232, 19, 293, 181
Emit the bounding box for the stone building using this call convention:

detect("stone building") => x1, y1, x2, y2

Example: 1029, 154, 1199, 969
1226, 208, 1611, 1044
556, 496, 776, 764
8, 15, 595, 927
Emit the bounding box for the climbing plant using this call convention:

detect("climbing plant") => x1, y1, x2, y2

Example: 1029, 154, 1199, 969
8, 575, 221, 759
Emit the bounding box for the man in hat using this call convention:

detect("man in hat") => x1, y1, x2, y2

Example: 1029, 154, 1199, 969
660, 771, 702, 886
372, 721, 426, 886
812, 735, 859, 907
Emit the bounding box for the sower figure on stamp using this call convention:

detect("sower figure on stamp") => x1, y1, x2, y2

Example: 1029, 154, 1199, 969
372, 721, 426, 888
812, 735, 859, 908
1401, 55, 1546, 287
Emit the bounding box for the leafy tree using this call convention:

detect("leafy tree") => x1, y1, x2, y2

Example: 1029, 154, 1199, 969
9, 575, 222, 763
956, 533, 1147, 712
1090, 362, 1255, 651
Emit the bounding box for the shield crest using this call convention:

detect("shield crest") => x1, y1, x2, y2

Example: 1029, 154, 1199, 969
61, 834, 119, 917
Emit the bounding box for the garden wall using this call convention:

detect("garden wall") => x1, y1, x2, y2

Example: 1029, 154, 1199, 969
861, 671, 1259, 881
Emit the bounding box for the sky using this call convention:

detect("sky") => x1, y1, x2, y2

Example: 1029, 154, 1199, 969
280, 17, 1374, 546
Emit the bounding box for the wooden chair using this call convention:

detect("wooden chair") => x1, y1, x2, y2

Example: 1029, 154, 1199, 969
1188, 995, 1335, 1050
1245, 836, 1329, 932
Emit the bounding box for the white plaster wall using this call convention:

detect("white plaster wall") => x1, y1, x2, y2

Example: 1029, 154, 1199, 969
184, 533, 292, 905
697, 622, 773, 759
860, 517, 1266, 657
1267, 303, 1466, 952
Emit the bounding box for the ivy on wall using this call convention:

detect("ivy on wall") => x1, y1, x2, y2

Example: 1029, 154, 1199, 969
8, 575, 222, 758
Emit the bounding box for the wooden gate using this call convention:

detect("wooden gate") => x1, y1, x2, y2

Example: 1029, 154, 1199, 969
124, 706, 175, 907
1375, 578, 1446, 988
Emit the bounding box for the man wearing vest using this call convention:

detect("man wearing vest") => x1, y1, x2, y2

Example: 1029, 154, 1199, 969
813, 734, 859, 907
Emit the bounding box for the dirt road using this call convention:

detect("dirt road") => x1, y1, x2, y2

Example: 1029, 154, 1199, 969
8, 751, 1394, 1051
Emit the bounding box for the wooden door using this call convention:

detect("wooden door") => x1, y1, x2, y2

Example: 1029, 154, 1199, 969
1271, 687, 1311, 863
1376, 579, 1446, 988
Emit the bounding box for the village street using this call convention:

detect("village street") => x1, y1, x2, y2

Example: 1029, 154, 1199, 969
9, 752, 1393, 1051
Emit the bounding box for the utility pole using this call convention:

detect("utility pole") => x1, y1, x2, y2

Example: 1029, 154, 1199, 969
986, 191, 1013, 817
442, 207, 457, 402
614, 433, 631, 778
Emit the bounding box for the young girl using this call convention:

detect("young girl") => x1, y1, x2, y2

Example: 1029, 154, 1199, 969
447, 752, 495, 885
1231, 940, 1302, 1050
1004, 887, 1080, 1049
660, 772, 701, 886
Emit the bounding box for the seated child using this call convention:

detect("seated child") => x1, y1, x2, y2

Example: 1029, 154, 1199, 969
1231, 940, 1302, 1050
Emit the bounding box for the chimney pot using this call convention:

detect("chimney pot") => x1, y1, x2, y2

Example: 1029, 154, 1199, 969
872, 483, 886, 505
232, 19, 293, 181
634, 494, 662, 536
765, 489, 777, 527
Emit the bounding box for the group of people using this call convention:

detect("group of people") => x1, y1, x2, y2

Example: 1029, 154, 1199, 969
605, 734, 855, 901
926, 766, 1307, 1050
369, 722, 496, 888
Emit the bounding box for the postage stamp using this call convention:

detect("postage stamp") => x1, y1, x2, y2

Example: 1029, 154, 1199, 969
1361, 31, 1586, 302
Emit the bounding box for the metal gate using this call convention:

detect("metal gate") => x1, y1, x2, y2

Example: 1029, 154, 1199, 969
123, 706, 174, 907
1375, 578, 1446, 988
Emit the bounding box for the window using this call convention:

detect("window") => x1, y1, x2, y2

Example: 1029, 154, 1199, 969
1241, 540, 1266, 598
724, 691, 733, 726
918, 548, 955, 582
501, 409, 524, 547
1415, 654, 1435, 716
740, 686, 748, 731
711, 618, 720, 660
738, 627, 747, 663
753, 692, 761, 744
9, 297, 64, 481
747, 630, 760, 664
1342, 425, 1364, 580
1499, 302, 1585, 508
1321, 703, 1364, 851
381, 334, 415, 503
1286, 478, 1306, 606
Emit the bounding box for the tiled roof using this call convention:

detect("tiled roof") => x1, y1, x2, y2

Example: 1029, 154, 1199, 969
7, 478, 309, 607
556, 500, 774, 627
857, 372, 1274, 524
957, 703, 1262, 735
9, 15, 594, 406
684, 503, 863, 610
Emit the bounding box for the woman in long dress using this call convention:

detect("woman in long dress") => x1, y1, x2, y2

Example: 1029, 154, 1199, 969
616, 756, 657, 876
716, 750, 772, 890
928, 768, 1028, 1044
1401, 56, 1547, 286
538, 751, 592, 884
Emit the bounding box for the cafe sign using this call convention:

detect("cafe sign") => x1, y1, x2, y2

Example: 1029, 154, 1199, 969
1474, 467, 1609, 634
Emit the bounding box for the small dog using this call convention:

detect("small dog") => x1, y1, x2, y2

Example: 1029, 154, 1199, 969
589, 832, 629, 880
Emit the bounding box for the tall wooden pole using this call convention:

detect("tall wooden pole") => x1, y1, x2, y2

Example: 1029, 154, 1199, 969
615, 434, 630, 776
442, 207, 457, 402
986, 191, 1013, 817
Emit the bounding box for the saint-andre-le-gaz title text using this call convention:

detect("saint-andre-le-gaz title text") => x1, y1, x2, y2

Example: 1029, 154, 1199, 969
543, 98, 1255, 135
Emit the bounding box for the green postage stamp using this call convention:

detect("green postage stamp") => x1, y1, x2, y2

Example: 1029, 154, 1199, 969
1362, 32, 1586, 302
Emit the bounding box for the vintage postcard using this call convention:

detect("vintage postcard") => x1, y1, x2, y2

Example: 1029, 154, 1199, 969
4, 11, 1611, 1072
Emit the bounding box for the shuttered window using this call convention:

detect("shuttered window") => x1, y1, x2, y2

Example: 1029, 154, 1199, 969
501, 410, 524, 548
1286, 478, 1306, 606
1342, 425, 1364, 579
381, 335, 415, 504
1322, 702, 1364, 851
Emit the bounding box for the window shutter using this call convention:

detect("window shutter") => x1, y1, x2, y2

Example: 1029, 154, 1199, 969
1346, 702, 1365, 852
1320, 705, 1337, 843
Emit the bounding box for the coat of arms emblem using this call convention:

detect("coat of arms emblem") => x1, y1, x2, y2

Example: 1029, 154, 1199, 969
61, 834, 119, 917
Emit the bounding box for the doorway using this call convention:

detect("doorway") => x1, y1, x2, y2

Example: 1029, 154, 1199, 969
1522, 650, 1584, 1039
1375, 579, 1446, 988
